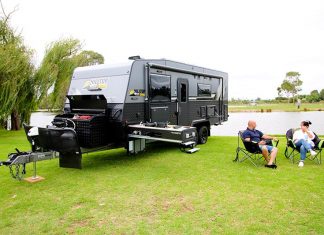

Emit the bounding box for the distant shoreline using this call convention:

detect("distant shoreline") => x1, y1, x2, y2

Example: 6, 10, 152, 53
229, 109, 324, 113
229, 102, 324, 113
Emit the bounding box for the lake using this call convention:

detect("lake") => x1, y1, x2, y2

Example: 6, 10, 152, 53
30, 111, 324, 136
210, 111, 324, 136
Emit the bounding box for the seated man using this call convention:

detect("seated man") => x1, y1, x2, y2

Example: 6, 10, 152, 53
242, 120, 278, 168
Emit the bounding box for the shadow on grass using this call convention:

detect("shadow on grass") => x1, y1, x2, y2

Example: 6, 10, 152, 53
81, 142, 182, 170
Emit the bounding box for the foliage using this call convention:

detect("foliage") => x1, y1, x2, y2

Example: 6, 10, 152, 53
35, 39, 104, 110
1, 132, 324, 233
307, 90, 321, 103
231, 92, 324, 106
78, 50, 105, 66
297, 94, 307, 100
277, 71, 303, 103
0, 1, 104, 128
320, 89, 324, 100
229, 98, 250, 105
275, 96, 289, 102
0, 5, 35, 129
229, 101, 324, 112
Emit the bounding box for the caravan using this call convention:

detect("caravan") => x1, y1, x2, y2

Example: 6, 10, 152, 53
18, 57, 228, 169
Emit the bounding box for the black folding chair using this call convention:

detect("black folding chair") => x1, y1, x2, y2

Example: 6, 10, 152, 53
234, 130, 279, 167
284, 128, 323, 164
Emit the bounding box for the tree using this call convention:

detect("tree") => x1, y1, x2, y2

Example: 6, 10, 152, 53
320, 89, 324, 101
77, 50, 105, 66
277, 71, 303, 103
0, 1, 104, 129
307, 90, 321, 103
35, 39, 104, 110
0, 2, 35, 130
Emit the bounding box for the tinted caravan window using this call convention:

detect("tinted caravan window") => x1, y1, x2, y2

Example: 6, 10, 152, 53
198, 84, 211, 97
150, 74, 171, 102
180, 83, 187, 102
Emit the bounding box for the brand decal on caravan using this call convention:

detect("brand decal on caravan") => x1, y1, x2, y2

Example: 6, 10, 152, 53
83, 78, 108, 91
129, 89, 145, 96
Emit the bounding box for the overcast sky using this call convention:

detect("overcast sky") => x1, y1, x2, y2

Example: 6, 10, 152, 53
3, 0, 324, 99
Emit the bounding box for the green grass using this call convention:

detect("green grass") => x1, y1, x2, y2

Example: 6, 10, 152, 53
229, 102, 324, 112
1, 130, 324, 234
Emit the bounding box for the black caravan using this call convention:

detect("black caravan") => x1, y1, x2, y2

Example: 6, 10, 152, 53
23, 57, 229, 169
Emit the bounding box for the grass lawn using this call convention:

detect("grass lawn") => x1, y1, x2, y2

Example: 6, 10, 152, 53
1, 130, 324, 234
229, 102, 324, 112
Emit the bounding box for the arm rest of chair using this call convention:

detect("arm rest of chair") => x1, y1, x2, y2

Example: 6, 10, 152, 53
287, 138, 296, 148
273, 139, 279, 147
243, 140, 259, 148
261, 138, 279, 147
242, 140, 258, 146
319, 139, 324, 149
246, 140, 259, 145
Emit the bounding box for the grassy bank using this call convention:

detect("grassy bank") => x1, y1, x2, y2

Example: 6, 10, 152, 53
1, 130, 324, 234
229, 102, 324, 112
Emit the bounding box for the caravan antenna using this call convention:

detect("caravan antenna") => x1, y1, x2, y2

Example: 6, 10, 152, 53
128, 56, 141, 60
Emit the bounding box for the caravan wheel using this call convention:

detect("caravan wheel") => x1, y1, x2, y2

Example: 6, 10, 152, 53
198, 126, 208, 144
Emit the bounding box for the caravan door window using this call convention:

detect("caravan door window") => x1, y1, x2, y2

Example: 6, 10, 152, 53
150, 74, 171, 102
180, 83, 187, 102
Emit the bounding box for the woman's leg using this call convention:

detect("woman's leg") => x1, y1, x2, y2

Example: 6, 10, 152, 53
295, 139, 312, 152
300, 145, 307, 161
295, 139, 312, 161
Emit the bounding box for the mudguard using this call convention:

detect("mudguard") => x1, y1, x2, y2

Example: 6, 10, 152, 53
23, 124, 82, 169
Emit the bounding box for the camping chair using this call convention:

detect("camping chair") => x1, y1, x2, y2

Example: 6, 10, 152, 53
284, 128, 323, 164
234, 130, 279, 167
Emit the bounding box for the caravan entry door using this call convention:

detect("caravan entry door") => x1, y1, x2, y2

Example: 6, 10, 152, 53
177, 78, 189, 125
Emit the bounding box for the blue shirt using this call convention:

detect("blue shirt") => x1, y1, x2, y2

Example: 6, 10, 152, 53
242, 128, 264, 143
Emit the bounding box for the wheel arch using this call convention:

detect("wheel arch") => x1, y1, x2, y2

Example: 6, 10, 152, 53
192, 120, 211, 136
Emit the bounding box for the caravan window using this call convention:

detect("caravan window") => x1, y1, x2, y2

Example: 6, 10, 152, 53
150, 74, 171, 102
198, 84, 211, 97
180, 83, 187, 102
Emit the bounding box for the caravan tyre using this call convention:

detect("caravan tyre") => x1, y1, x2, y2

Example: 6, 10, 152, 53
198, 126, 208, 144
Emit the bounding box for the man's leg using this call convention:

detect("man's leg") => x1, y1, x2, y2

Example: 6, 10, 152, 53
261, 146, 269, 162
268, 147, 278, 165
262, 145, 277, 168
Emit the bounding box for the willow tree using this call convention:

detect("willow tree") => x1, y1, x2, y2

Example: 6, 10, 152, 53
35, 39, 104, 110
0, 3, 35, 130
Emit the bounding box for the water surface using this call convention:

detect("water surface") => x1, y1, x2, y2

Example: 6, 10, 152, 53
211, 111, 324, 136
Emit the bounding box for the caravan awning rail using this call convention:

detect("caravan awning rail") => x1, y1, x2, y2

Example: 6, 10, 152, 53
147, 63, 223, 79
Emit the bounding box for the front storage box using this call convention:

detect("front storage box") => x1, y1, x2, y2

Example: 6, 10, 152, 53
74, 115, 107, 148
53, 114, 107, 148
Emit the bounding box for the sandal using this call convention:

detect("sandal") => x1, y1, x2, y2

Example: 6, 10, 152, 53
265, 164, 277, 169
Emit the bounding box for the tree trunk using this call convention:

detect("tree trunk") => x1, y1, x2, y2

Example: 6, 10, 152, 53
11, 110, 20, 130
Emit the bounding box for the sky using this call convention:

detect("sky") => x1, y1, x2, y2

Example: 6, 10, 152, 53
3, 0, 324, 99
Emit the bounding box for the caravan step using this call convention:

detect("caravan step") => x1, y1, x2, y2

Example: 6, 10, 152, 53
186, 148, 200, 154
128, 124, 197, 144
181, 141, 196, 147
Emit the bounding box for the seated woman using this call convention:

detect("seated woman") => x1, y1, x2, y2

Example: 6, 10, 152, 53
293, 120, 317, 167
242, 120, 278, 168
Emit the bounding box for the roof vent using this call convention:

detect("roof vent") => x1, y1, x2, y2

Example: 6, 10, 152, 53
128, 55, 141, 60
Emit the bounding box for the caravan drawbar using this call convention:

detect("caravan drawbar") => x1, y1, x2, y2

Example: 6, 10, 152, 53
2, 57, 228, 173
